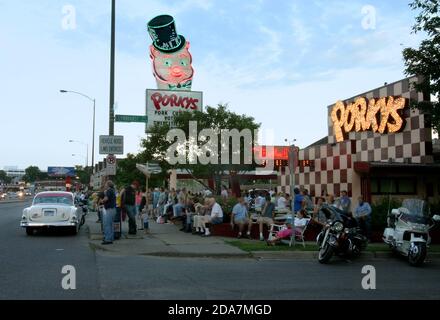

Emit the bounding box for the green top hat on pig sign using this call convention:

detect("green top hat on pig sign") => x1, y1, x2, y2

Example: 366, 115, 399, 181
147, 15, 186, 53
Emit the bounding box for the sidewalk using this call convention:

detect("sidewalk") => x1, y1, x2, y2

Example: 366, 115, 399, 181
85, 211, 249, 258
85, 212, 440, 261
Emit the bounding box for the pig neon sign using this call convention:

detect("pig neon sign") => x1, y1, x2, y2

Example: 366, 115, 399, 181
331, 96, 407, 142
147, 15, 194, 91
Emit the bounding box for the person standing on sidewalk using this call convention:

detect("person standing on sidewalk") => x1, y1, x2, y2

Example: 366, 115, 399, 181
152, 188, 160, 218
138, 187, 147, 231
157, 187, 167, 218
102, 180, 116, 245
96, 187, 105, 224
354, 196, 372, 240
113, 188, 122, 240
121, 181, 139, 235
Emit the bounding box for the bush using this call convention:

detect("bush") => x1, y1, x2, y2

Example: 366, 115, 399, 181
215, 196, 238, 223
371, 197, 402, 231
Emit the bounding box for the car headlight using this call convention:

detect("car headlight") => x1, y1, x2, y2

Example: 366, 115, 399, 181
332, 221, 344, 233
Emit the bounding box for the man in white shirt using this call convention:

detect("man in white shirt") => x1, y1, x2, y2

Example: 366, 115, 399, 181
277, 193, 287, 209
255, 193, 266, 212
201, 197, 224, 237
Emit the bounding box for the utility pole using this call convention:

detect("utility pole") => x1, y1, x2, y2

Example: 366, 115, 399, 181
109, 0, 116, 136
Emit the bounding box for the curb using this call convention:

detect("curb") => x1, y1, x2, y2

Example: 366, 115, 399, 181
251, 250, 440, 260
140, 252, 251, 259
0, 199, 30, 204
89, 242, 251, 259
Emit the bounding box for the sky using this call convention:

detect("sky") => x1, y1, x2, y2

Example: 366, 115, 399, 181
0, 0, 427, 170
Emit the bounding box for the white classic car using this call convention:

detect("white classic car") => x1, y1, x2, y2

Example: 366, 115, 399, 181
21, 191, 85, 235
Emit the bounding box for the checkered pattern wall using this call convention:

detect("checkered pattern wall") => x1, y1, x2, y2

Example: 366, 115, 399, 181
278, 76, 433, 197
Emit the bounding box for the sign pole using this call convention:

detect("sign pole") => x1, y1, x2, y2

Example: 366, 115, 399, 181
109, 0, 115, 136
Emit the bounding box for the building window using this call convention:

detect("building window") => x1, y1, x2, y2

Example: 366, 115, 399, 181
371, 178, 417, 195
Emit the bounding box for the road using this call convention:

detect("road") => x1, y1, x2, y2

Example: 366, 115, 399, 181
0, 200, 101, 299
1, 201, 440, 300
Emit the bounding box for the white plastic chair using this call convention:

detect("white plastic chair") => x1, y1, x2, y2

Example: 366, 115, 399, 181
268, 223, 287, 241
287, 218, 311, 247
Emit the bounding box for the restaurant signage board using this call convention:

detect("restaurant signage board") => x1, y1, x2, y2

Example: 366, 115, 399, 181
145, 89, 203, 132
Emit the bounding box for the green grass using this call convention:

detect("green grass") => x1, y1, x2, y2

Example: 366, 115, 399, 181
225, 240, 440, 253
225, 240, 318, 252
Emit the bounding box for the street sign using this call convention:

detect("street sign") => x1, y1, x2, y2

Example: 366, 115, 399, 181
106, 155, 117, 175
115, 114, 147, 123
107, 155, 116, 165
99, 135, 124, 155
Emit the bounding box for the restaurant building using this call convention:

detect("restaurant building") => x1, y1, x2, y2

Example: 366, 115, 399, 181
278, 76, 440, 211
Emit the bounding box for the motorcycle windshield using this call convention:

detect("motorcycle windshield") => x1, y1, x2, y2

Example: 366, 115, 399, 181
320, 205, 342, 222
400, 213, 430, 225
401, 199, 429, 217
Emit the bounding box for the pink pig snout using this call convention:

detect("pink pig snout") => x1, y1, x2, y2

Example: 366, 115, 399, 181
169, 66, 183, 77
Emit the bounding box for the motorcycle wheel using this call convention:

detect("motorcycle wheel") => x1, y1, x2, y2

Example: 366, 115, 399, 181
318, 242, 334, 264
408, 243, 427, 267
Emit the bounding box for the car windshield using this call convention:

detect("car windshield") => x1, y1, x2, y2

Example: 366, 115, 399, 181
33, 195, 73, 206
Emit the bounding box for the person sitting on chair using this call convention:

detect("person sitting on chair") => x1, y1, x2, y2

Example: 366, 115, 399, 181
257, 194, 275, 241
267, 210, 308, 246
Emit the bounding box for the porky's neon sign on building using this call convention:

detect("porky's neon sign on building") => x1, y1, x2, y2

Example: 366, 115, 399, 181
331, 96, 408, 142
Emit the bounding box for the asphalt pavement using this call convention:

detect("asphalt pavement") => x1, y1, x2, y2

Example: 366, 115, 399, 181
0, 201, 101, 299
1, 201, 439, 300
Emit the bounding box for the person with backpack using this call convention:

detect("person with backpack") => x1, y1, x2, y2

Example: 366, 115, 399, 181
121, 181, 139, 235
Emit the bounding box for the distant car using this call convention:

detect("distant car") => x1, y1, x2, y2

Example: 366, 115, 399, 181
0, 193, 6, 200
21, 191, 85, 236
16, 191, 25, 198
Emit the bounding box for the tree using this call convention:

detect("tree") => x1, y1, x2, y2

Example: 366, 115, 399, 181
402, 0, 440, 133
74, 166, 91, 186
0, 170, 12, 184
139, 104, 261, 195
113, 153, 166, 190
22, 166, 42, 183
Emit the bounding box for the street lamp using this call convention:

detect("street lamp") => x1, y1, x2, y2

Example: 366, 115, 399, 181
60, 90, 96, 171
69, 140, 88, 168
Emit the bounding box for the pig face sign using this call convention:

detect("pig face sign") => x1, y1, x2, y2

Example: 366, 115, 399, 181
150, 42, 194, 91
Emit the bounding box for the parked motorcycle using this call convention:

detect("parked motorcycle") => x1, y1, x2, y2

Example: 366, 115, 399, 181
77, 199, 88, 227
383, 199, 440, 266
316, 205, 368, 264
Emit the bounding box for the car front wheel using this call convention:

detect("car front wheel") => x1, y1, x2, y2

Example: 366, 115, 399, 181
69, 226, 78, 236
26, 227, 34, 236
